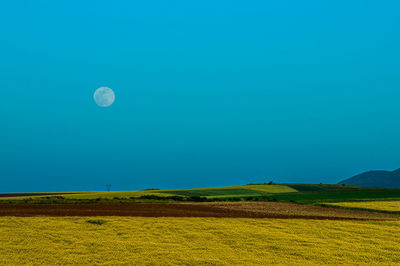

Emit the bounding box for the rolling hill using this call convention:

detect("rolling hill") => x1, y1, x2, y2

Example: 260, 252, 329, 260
339, 168, 400, 188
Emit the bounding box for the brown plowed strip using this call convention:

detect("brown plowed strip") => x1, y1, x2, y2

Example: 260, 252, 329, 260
0, 202, 398, 220
206, 202, 398, 220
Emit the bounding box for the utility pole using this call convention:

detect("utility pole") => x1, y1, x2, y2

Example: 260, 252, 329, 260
106, 184, 111, 192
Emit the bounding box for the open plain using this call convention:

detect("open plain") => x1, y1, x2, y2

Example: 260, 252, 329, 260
1, 184, 400, 265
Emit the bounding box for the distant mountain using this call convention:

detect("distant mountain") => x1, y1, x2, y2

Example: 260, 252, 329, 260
393, 168, 400, 175
339, 168, 400, 188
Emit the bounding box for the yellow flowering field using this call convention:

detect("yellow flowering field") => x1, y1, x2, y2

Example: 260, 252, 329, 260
1, 217, 400, 265
327, 200, 400, 212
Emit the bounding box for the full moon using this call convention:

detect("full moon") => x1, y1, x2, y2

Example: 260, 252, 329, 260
94, 87, 115, 107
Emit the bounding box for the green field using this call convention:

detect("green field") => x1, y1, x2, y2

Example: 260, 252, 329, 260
284, 183, 360, 192
0, 184, 297, 202
2, 184, 400, 207
157, 184, 296, 198
272, 189, 400, 204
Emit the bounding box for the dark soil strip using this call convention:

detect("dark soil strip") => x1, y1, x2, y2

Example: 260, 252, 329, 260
0, 203, 395, 220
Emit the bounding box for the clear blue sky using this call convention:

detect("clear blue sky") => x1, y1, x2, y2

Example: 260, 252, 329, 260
1, 1, 400, 192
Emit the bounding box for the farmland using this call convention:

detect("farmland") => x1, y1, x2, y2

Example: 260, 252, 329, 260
326, 200, 400, 213
272, 188, 400, 203
0, 184, 295, 202
157, 184, 297, 198
2, 183, 400, 264
0, 202, 397, 220
3, 183, 400, 204
1, 217, 400, 265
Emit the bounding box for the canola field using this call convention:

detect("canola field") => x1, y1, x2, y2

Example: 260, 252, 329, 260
327, 200, 400, 212
1, 217, 400, 265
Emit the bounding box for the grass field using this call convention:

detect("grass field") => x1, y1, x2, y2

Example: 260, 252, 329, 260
0, 217, 399, 265
0, 184, 297, 201
273, 189, 400, 203
62, 190, 176, 199
0, 190, 174, 200
2, 184, 400, 206
284, 184, 360, 192
326, 200, 400, 213
158, 184, 296, 198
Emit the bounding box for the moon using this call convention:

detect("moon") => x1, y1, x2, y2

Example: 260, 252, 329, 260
94, 87, 115, 107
